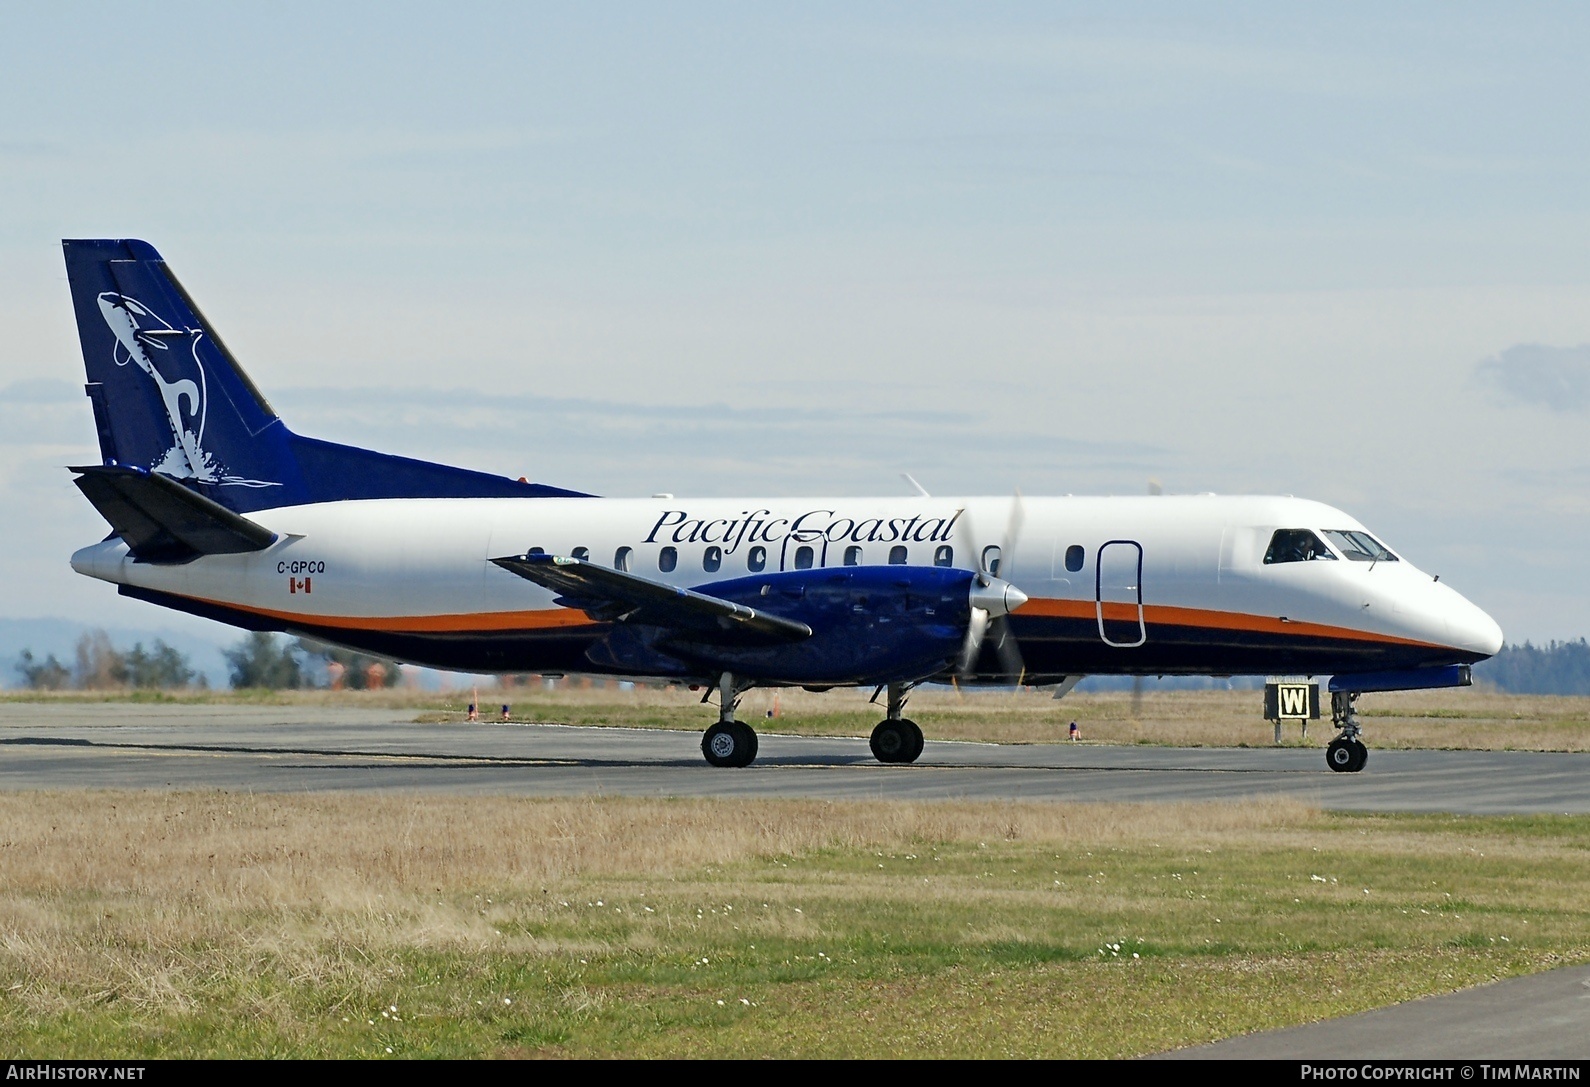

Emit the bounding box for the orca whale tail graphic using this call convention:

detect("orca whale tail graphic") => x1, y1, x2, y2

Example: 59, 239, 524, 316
62, 239, 588, 514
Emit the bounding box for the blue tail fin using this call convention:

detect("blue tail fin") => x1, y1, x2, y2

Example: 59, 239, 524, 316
63, 239, 586, 513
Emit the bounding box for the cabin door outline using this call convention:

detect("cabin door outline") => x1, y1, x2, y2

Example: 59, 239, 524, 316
1095, 540, 1147, 648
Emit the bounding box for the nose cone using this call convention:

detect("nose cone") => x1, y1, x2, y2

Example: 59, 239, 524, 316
1455, 599, 1505, 659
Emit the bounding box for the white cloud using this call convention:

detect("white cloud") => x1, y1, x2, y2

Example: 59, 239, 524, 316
1475, 344, 1590, 411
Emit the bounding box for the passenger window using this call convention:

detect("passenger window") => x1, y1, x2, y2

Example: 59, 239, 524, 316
571, 546, 589, 561
889, 545, 908, 565
794, 545, 814, 570
614, 546, 632, 572
1064, 544, 1084, 573
934, 545, 953, 567
844, 545, 862, 566
659, 546, 678, 573
1263, 529, 1336, 565
748, 545, 767, 572
703, 545, 722, 573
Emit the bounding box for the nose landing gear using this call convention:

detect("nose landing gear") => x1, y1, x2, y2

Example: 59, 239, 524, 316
1326, 691, 1368, 773
870, 682, 924, 764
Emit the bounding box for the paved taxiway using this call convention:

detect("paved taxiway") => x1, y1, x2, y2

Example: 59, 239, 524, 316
2, 702, 1587, 812
1160, 963, 1590, 1059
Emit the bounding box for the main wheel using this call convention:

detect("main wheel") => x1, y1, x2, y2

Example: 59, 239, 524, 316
1326, 738, 1355, 773
702, 721, 758, 767
1346, 739, 1368, 773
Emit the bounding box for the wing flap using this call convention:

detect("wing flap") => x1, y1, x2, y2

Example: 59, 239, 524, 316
71, 464, 277, 563
491, 554, 812, 643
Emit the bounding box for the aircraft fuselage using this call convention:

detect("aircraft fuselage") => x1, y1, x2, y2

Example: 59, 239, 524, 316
71, 492, 1503, 685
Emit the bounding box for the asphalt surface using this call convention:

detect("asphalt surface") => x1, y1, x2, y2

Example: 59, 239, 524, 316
1, 702, 1587, 812
1158, 963, 1590, 1060
4, 701, 1588, 1060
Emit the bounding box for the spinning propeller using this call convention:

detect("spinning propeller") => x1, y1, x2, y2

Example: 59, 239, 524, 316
956, 492, 1030, 682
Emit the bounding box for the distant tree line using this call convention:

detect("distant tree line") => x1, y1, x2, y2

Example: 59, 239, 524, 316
223, 633, 402, 691
13, 630, 403, 692
15, 630, 197, 690
1473, 640, 1590, 696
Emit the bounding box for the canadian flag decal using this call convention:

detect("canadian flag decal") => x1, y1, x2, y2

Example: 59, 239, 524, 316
289, 577, 312, 594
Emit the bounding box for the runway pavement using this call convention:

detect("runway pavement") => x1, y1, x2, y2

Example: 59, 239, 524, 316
1, 701, 1587, 812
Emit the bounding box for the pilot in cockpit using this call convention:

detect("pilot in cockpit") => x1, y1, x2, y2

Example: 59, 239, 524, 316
1264, 529, 1335, 565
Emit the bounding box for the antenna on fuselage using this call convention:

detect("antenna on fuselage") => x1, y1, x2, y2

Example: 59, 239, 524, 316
901, 473, 930, 498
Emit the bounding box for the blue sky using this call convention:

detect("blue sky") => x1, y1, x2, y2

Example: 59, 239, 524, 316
3, 3, 1590, 648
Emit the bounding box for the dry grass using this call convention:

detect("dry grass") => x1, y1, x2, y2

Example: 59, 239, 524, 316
0, 792, 1304, 1029
0, 687, 448, 710
0, 792, 1587, 1057
0, 791, 1309, 905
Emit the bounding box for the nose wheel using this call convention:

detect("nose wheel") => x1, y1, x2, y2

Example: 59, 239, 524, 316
1325, 691, 1369, 773
1326, 737, 1368, 773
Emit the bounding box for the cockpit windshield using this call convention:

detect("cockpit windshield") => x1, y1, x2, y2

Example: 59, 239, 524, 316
1322, 530, 1398, 563
1263, 529, 1336, 564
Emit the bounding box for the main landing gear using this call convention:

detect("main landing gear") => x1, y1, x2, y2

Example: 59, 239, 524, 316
870, 682, 924, 764
697, 676, 927, 768
701, 672, 758, 768
1325, 691, 1368, 773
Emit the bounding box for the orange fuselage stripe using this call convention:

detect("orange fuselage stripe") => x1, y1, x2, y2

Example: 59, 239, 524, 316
1012, 597, 1437, 649
205, 596, 600, 633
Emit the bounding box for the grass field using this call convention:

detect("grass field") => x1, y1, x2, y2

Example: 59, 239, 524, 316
6, 684, 1589, 751
0, 792, 1585, 1058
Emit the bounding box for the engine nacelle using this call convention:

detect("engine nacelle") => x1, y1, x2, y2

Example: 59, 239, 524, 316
585, 565, 976, 685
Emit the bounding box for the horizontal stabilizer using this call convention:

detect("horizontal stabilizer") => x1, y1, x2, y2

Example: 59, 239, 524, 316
491, 553, 812, 642
71, 464, 277, 564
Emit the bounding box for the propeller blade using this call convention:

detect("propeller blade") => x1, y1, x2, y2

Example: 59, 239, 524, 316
957, 506, 995, 587
991, 489, 1027, 682
999, 489, 1025, 579
990, 614, 1026, 681
957, 606, 991, 677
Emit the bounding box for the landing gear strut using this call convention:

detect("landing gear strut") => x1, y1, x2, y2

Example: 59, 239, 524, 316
870, 682, 924, 764
1325, 691, 1368, 773
701, 672, 758, 768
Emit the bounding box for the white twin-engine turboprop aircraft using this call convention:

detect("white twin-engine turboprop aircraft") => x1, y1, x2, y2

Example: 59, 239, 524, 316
62, 239, 1504, 772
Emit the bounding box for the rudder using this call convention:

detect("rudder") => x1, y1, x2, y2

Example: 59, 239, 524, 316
62, 239, 306, 507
